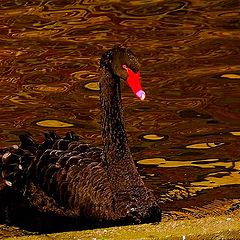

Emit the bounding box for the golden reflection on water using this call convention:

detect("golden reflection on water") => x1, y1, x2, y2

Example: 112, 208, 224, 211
191, 170, 240, 194
138, 157, 232, 169
221, 74, 240, 79
0, 0, 240, 223
36, 120, 74, 127
230, 131, 240, 136
84, 82, 100, 91
185, 142, 225, 149
143, 134, 165, 140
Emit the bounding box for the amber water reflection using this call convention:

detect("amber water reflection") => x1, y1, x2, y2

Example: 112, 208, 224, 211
0, 0, 240, 227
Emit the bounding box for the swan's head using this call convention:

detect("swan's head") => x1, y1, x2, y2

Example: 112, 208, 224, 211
100, 46, 146, 100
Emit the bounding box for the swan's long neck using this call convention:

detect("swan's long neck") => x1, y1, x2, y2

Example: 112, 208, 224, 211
99, 68, 147, 202
100, 69, 129, 163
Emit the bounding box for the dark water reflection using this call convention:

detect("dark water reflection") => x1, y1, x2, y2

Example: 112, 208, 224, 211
0, 0, 240, 232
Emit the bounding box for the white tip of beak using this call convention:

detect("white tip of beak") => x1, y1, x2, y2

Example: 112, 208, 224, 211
136, 90, 146, 101
5, 180, 13, 187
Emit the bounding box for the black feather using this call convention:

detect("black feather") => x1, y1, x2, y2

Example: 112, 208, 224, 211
0, 47, 161, 231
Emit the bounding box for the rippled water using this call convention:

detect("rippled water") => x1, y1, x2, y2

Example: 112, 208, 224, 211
0, 0, 240, 232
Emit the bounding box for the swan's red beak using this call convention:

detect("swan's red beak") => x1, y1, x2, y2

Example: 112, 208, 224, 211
126, 67, 146, 100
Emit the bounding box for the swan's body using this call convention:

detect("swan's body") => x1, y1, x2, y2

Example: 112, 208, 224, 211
0, 46, 161, 229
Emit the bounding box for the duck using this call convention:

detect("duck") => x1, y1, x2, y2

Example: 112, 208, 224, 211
0, 46, 161, 230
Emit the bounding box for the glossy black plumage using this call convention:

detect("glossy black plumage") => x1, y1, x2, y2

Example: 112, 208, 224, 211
0, 46, 161, 231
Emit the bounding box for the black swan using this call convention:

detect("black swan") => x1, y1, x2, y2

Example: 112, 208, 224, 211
0, 46, 161, 229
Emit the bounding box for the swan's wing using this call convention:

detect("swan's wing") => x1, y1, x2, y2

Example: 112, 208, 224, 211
0, 132, 112, 218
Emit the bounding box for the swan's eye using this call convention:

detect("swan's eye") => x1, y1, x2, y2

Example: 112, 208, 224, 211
122, 65, 138, 74
122, 65, 127, 70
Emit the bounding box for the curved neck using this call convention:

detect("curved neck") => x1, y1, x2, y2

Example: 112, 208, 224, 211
99, 68, 130, 164
99, 68, 147, 204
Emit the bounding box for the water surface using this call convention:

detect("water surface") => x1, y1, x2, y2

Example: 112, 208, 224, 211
0, 0, 240, 233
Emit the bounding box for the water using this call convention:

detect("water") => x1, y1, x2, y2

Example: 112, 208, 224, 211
0, 0, 240, 233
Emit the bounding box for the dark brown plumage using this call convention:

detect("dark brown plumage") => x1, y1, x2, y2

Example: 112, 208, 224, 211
0, 46, 161, 231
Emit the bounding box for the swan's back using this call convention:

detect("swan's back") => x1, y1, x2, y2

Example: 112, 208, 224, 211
1, 132, 114, 223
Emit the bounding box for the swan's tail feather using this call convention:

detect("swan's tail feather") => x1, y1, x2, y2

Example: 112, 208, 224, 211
1, 131, 87, 189
35, 131, 62, 158
1, 131, 106, 217
64, 131, 80, 141
46, 131, 60, 141
19, 133, 38, 153
0, 146, 34, 188
1, 132, 41, 189
51, 131, 80, 150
